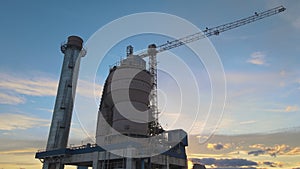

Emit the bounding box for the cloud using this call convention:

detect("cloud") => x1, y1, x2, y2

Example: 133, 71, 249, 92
239, 120, 256, 125
0, 72, 57, 105
0, 146, 42, 168
258, 161, 284, 168
36, 108, 53, 113
264, 144, 290, 156
0, 113, 49, 130
263, 161, 276, 167
0, 92, 25, 105
249, 144, 264, 149
287, 147, 300, 155
0, 148, 37, 156
77, 79, 103, 99
0, 72, 58, 97
247, 52, 267, 65
191, 158, 257, 167
248, 144, 300, 157
0, 138, 46, 152
207, 143, 230, 151
285, 105, 299, 112
264, 105, 300, 113
248, 150, 265, 156
0, 72, 102, 105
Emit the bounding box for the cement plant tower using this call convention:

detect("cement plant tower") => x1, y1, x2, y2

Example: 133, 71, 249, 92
36, 36, 188, 169
35, 6, 285, 169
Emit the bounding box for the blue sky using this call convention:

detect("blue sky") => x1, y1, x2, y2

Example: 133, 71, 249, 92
0, 1, 300, 169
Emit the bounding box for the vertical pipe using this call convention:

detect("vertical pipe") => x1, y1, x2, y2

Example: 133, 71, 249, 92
141, 159, 145, 169
43, 36, 85, 169
148, 157, 151, 169
92, 151, 100, 169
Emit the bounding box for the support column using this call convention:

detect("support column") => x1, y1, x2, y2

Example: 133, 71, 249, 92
77, 166, 88, 169
42, 36, 85, 169
162, 156, 169, 169
125, 147, 135, 169
126, 158, 135, 169
141, 159, 145, 169
92, 151, 100, 169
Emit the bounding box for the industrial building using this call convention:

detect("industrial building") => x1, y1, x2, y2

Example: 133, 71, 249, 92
35, 6, 285, 169
36, 36, 188, 169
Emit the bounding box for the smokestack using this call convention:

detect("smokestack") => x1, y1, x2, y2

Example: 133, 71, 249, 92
43, 36, 85, 169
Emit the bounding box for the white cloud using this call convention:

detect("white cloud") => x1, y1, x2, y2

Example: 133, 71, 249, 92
0, 72, 58, 98
0, 72, 102, 105
36, 108, 53, 113
265, 105, 299, 113
0, 93, 25, 105
287, 147, 300, 155
0, 147, 42, 168
0, 72, 57, 105
249, 144, 265, 149
285, 105, 299, 112
0, 113, 49, 130
0, 148, 37, 155
239, 120, 256, 125
247, 52, 267, 65
77, 79, 102, 99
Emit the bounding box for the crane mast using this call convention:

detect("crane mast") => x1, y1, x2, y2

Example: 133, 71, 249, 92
129, 6, 286, 135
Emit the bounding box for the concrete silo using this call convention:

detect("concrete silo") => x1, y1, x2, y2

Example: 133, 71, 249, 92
96, 54, 153, 141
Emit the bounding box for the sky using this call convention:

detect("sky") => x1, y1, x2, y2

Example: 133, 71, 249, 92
0, 0, 300, 169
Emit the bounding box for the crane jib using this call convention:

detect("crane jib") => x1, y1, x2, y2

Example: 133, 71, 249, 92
131, 5, 286, 135
146, 5, 285, 56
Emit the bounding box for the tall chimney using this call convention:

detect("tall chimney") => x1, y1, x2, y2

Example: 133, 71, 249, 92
43, 36, 85, 169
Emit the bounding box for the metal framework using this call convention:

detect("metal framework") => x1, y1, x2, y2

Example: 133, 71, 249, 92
134, 5, 286, 135
147, 44, 160, 135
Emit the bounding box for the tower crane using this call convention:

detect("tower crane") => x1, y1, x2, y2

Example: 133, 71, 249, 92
126, 6, 286, 135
